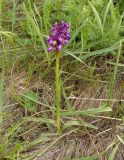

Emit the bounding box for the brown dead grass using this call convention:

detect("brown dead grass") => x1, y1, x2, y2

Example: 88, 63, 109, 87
2, 65, 124, 160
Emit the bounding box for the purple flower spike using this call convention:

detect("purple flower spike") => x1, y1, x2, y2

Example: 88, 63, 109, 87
47, 21, 70, 52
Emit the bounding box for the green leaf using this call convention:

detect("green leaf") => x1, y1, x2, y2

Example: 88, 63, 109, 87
25, 134, 51, 149
108, 143, 120, 160
24, 117, 56, 126
62, 107, 112, 116
63, 120, 97, 130
23, 90, 40, 112
108, 41, 122, 99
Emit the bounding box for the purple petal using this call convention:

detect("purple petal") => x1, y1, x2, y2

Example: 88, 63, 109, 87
47, 38, 53, 45
58, 37, 63, 42
56, 45, 62, 51
66, 33, 70, 39
48, 47, 53, 52
63, 40, 69, 45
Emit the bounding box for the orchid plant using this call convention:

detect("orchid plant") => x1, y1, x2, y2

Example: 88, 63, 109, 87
47, 21, 70, 133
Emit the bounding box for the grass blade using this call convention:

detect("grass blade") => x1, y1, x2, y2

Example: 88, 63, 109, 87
82, 41, 120, 60
108, 41, 122, 99
88, 0, 103, 35
0, 0, 4, 26
108, 143, 120, 160
23, 117, 56, 126
63, 120, 97, 130
23, 3, 49, 59
118, 11, 124, 31
63, 19, 88, 51
62, 107, 112, 116
12, 0, 17, 31
0, 68, 4, 125
117, 135, 124, 145
103, 0, 113, 28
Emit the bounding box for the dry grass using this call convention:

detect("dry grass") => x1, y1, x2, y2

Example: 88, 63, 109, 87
2, 68, 124, 160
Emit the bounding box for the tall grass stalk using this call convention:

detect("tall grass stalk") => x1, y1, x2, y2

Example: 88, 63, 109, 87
108, 41, 122, 100
0, 68, 4, 126
0, 0, 3, 26
12, 0, 16, 31
55, 52, 61, 133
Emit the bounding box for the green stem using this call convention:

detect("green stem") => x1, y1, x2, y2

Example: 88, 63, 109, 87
55, 52, 61, 133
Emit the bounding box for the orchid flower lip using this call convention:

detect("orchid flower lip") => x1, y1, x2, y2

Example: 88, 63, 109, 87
48, 47, 53, 52
56, 45, 62, 51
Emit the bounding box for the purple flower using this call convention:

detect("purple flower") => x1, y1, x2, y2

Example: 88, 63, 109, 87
47, 21, 70, 52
